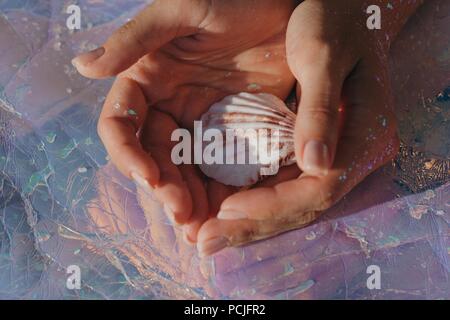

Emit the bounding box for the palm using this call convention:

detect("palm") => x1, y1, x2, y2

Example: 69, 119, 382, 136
122, 2, 295, 127
117, 1, 296, 240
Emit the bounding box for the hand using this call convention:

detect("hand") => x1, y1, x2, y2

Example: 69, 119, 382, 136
87, 163, 217, 297
72, 0, 297, 242
195, 0, 421, 256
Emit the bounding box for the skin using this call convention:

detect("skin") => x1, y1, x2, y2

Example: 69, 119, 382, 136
73, 0, 297, 243
73, 0, 423, 257
195, 0, 423, 256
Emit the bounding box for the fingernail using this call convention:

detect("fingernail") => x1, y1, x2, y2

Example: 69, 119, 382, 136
303, 140, 330, 176
164, 204, 179, 226
217, 210, 247, 220
131, 172, 153, 194
198, 237, 228, 258
182, 228, 196, 245
72, 46, 105, 67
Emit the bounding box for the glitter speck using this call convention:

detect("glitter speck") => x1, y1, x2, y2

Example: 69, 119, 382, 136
436, 87, 450, 102
66, 88, 72, 94
53, 41, 62, 51
78, 167, 87, 173
113, 102, 121, 110
45, 132, 57, 144
84, 137, 94, 145
264, 52, 272, 59
305, 231, 316, 241
247, 83, 262, 91
127, 109, 138, 117
283, 263, 295, 276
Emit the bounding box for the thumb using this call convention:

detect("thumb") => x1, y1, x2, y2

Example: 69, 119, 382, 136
294, 66, 345, 176
72, 0, 208, 79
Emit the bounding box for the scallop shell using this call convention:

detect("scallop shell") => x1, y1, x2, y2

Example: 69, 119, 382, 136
199, 92, 296, 187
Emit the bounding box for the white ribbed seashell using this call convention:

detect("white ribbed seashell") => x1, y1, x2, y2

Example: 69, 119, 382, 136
199, 92, 297, 187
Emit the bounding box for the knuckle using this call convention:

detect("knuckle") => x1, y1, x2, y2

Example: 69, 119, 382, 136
303, 107, 339, 124
115, 19, 148, 53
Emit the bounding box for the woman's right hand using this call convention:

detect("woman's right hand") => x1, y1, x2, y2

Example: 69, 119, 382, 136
72, 0, 298, 242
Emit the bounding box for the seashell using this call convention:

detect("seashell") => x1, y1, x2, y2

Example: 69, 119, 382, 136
198, 92, 297, 187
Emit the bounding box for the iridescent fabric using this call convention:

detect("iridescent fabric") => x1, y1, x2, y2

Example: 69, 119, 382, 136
0, 0, 448, 299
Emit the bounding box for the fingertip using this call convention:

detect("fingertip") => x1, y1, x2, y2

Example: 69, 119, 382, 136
130, 162, 160, 193
197, 236, 228, 258
196, 218, 220, 243
182, 224, 198, 245
136, 155, 161, 188
72, 47, 105, 68
114, 146, 160, 187
300, 140, 331, 177
72, 47, 116, 79
73, 47, 133, 79
162, 192, 192, 226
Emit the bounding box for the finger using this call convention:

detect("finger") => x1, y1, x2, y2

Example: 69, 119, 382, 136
196, 215, 322, 257
196, 175, 336, 257
140, 107, 195, 225
178, 165, 209, 243
136, 186, 177, 257
286, 10, 355, 177
216, 175, 327, 222
98, 77, 160, 189
204, 166, 300, 221
72, 0, 208, 78
293, 63, 345, 177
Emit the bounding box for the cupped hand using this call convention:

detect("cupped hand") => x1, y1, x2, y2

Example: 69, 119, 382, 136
72, 0, 297, 242
195, 0, 405, 256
